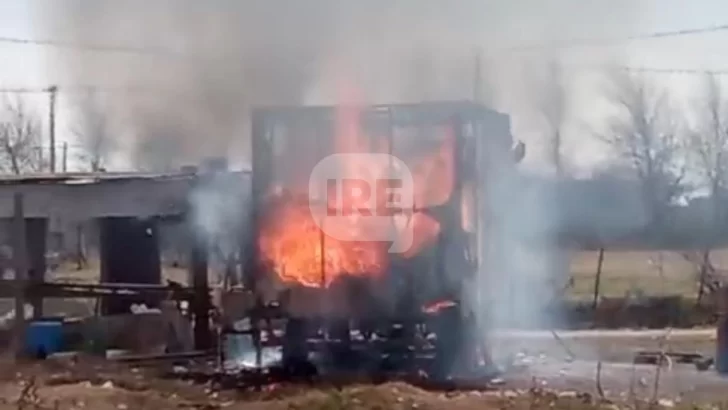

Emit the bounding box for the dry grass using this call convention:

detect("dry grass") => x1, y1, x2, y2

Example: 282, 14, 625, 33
0, 341, 724, 410
567, 248, 728, 300
36, 246, 725, 302
48, 260, 189, 285
1, 378, 723, 410
48, 247, 722, 301
0, 248, 714, 322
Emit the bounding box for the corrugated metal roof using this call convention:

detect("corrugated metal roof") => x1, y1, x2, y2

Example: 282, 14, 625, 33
0, 170, 251, 185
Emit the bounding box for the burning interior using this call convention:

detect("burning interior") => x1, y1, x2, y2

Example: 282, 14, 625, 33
236, 101, 520, 379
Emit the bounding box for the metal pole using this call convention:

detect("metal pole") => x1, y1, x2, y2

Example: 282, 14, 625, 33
319, 217, 326, 289
592, 248, 605, 311
316, 119, 327, 321
62, 142, 68, 173
48, 86, 58, 173
473, 50, 482, 102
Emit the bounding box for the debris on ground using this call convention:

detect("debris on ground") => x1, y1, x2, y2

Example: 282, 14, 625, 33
0, 355, 719, 410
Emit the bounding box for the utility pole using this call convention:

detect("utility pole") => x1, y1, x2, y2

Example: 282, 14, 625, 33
62, 142, 68, 173
473, 49, 482, 102
48, 86, 58, 173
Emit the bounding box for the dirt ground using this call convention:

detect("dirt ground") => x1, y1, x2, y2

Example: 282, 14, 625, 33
492, 329, 717, 363
0, 258, 722, 408
491, 329, 728, 403
0, 357, 521, 410
0, 357, 725, 410
0, 329, 725, 410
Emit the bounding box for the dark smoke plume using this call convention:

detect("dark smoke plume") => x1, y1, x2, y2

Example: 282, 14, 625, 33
37, 0, 640, 169
37, 1, 644, 365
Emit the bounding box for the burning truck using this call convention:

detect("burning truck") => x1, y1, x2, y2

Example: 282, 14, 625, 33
232, 100, 524, 380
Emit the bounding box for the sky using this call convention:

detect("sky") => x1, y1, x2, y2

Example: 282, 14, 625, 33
0, 2, 42, 86
0, 1, 56, 167
1, 0, 728, 174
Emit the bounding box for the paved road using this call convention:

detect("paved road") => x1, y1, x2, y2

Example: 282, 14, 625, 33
488, 328, 727, 400
493, 328, 715, 339
507, 358, 728, 401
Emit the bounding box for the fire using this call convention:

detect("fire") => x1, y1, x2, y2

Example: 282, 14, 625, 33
422, 299, 458, 315
258, 192, 388, 288
258, 99, 455, 288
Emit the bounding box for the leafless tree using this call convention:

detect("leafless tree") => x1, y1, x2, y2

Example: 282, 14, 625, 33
534, 60, 568, 176
69, 91, 116, 269
684, 74, 728, 302
596, 70, 687, 232
71, 91, 114, 172
689, 74, 728, 225
0, 96, 44, 174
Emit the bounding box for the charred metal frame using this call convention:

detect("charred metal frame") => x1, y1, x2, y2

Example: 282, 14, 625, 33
233, 101, 514, 380
247, 101, 512, 297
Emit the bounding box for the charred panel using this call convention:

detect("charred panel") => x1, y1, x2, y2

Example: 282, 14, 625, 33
248, 101, 513, 319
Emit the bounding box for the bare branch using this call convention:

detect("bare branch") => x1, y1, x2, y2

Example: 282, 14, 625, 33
687, 74, 728, 222
597, 70, 687, 230
532, 59, 569, 176
681, 74, 728, 298
595, 360, 605, 399
0, 95, 44, 174
71, 90, 115, 172
650, 328, 673, 405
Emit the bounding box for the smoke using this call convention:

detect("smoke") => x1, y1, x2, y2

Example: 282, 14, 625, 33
38, 0, 645, 367
188, 168, 251, 280
37, 0, 642, 168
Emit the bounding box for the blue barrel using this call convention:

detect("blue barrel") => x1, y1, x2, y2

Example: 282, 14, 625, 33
25, 319, 64, 358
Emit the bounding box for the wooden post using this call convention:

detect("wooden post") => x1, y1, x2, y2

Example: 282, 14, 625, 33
696, 250, 710, 307
592, 248, 605, 311
190, 231, 211, 350
48, 86, 58, 173
25, 218, 48, 319
12, 193, 28, 358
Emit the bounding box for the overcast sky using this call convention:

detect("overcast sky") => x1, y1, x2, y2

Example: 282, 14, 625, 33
0, 1, 42, 86
1, 0, 728, 173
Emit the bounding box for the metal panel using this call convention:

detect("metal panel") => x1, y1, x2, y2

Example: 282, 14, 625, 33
0, 173, 249, 219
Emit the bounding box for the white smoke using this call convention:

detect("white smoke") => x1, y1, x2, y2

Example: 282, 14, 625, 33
36, 0, 646, 367
37, 0, 641, 168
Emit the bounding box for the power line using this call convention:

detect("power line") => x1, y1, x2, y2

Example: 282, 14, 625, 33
0, 36, 188, 59
1, 23, 728, 58
0, 87, 57, 94
0, 86, 101, 94
495, 23, 728, 54
616, 66, 728, 75
560, 64, 728, 76
0, 85, 189, 96
1, 66, 728, 97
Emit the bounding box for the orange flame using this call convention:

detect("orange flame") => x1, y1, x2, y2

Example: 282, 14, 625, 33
422, 299, 458, 315
258, 97, 455, 288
